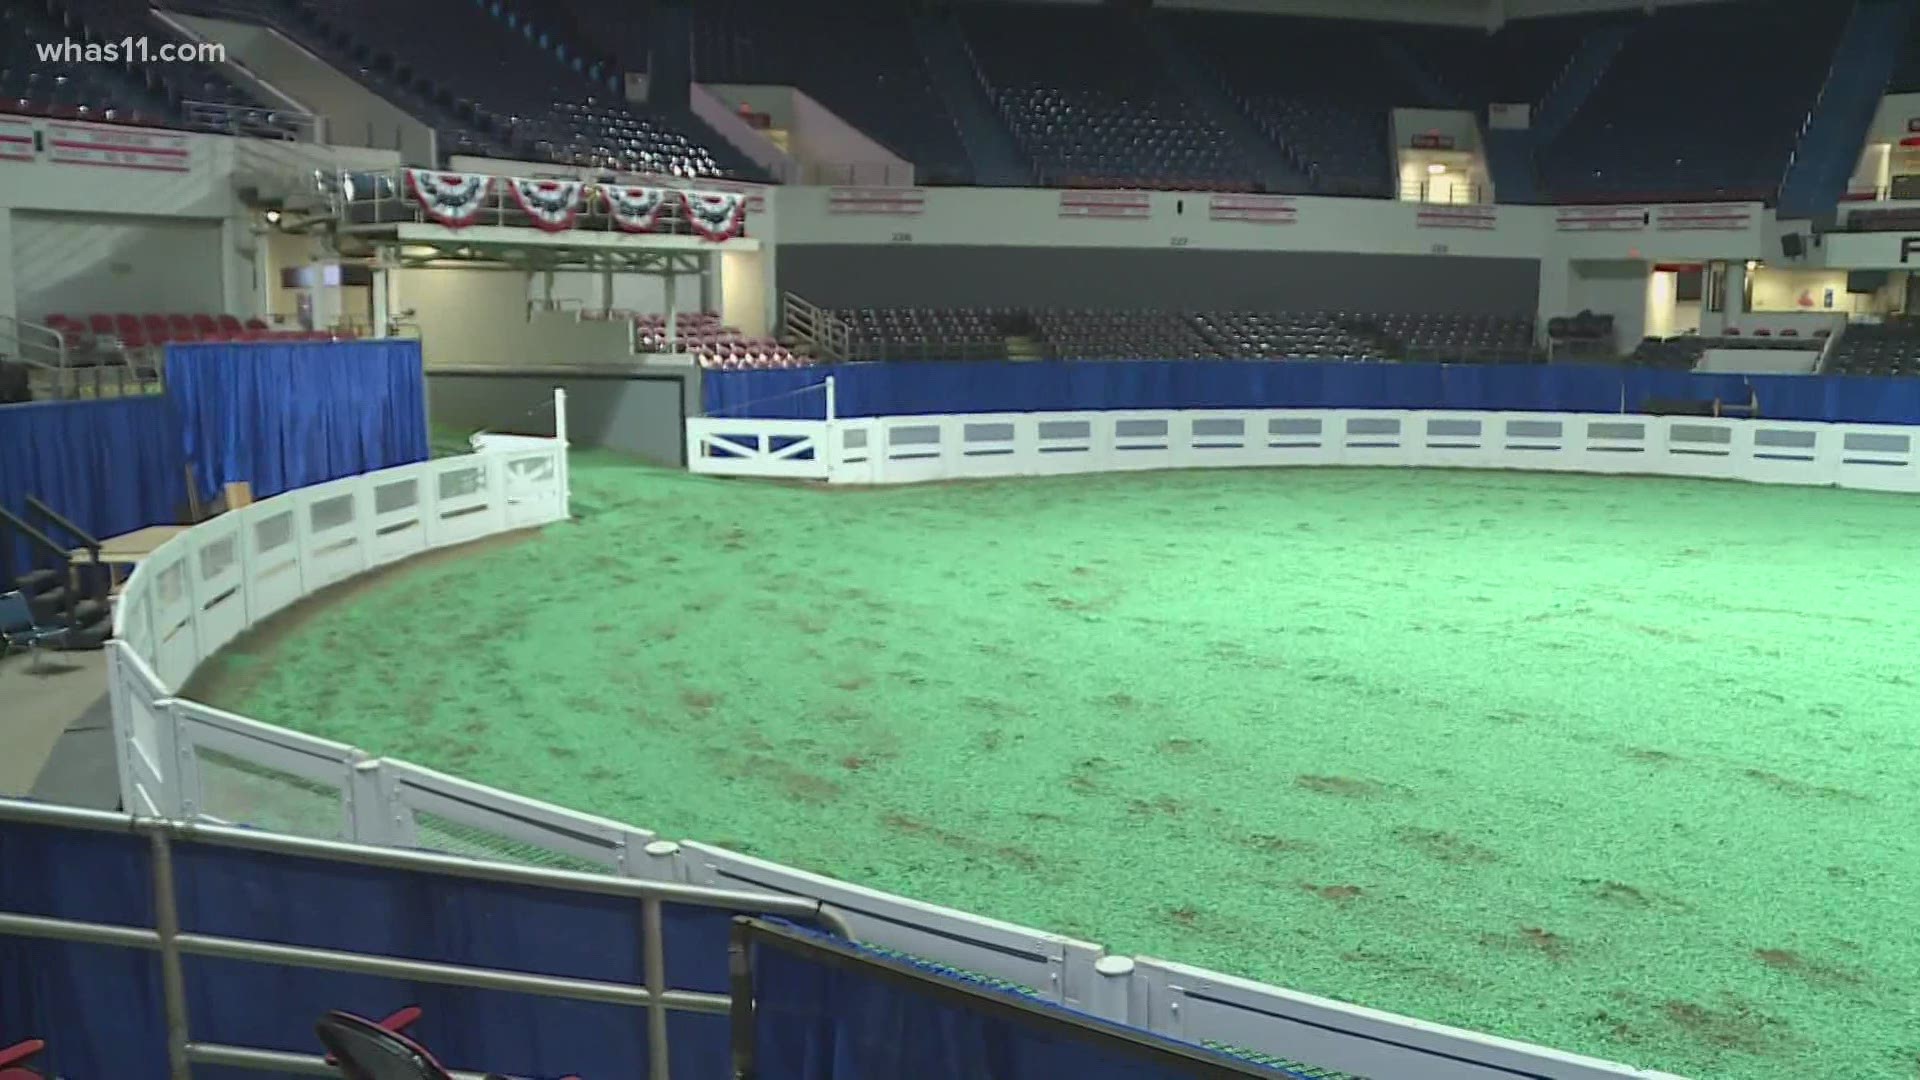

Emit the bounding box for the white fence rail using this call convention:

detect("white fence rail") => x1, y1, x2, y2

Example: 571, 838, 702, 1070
688, 407, 1920, 494
110, 395, 1684, 1079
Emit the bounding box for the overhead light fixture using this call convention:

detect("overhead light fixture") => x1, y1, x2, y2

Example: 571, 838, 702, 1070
1427, 163, 1447, 175
264, 209, 282, 224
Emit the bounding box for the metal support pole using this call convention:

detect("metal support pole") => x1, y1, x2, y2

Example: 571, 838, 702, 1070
151, 831, 194, 1080
643, 897, 671, 1080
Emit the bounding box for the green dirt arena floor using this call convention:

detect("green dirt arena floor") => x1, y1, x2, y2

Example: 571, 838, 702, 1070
193, 451, 1920, 1080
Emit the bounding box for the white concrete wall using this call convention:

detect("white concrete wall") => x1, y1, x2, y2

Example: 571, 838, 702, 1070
394, 267, 637, 368
179, 13, 435, 164
720, 249, 769, 337
11, 212, 227, 318
1566, 259, 1648, 348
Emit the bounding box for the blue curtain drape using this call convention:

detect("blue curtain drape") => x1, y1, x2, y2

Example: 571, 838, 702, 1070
166, 341, 429, 500
0, 815, 737, 1079
703, 360, 1920, 426
0, 397, 185, 573
749, 922, 1304, 1080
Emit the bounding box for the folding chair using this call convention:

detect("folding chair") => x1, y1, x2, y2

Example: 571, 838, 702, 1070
0, 591, 71, 672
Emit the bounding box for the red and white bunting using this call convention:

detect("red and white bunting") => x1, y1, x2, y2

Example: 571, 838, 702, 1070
507, 177, 584, 232
1208, 193, 1296, 225
0, 117, 33, 162
828, 188, 927, 215
680, 190, 746, 241
1655, 203, 1754, 231
699, 181, 766, 214
405, 169, 493, 228
47, 121, 189, 172
603, 185, 669, 233
1556, 206, 1647, 232
1059, 191, 1151, 219
1416, 204, 1497, 230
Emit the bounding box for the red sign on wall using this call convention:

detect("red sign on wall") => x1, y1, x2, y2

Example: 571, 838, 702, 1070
47, 121, 191, 172
0, 117, 33, 162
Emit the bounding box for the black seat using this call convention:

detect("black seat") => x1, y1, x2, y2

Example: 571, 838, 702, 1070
315, 1012, 452, 1080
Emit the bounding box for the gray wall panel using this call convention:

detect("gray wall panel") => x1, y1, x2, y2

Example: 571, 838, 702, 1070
428, 368, 695, 467
776, 247, 1539, 314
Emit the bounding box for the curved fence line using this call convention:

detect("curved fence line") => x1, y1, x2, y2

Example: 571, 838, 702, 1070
688, 406, 1920, 493
109, 404, 1685, 1080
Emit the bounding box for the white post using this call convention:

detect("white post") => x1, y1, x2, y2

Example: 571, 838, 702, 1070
553, 386, 571, 516
822, 375, 839, 480
664, 272, 679, 354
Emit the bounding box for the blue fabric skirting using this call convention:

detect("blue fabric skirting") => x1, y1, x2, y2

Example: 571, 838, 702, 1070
703, 360, 1920, 426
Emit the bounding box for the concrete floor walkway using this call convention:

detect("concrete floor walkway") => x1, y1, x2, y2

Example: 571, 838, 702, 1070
0, 649, 118, 808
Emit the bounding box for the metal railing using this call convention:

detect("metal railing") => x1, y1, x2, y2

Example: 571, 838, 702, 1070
181, 100, 318, 143
0, 798, 848, 1080
2, 316, 168, 400
1397, 177, 1490, 205
780, 291, 854, 360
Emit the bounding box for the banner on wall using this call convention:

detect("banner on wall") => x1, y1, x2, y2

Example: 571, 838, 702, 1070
1556, 206, 1648, 231
1656, 203, 1755, 231
828, 188, 927, 215
47, 121, 190, 172
1208, 194, 1296, 224
1416, 204, 1497, 230
0, 117, 32, 162
1059, 191, 1152, 219
405, 169, 493, 228
507, 177, 584, 232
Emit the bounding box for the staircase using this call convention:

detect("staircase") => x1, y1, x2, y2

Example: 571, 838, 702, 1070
1483, 126, 1541, 204
911, 13, 1031, 187
1137, 12, 1310, 194
1532, 24, 1630, 146
1778, 0, 1918, 219
0, 499, 113, 653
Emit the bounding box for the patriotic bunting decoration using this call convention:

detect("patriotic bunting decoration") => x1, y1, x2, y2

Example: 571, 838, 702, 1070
404, 169, 493, 228
604, 185, 669, 233
508, 177, 585, 232
397, 170, 754, 241
679, 190, 747, 241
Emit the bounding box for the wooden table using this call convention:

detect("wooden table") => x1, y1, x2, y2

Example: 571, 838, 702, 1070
69, 525, 191, 593
70, 525, 191, 567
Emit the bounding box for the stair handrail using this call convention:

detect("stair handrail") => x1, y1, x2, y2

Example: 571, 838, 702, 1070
0, 505, 80, 631
23, 495, 102, 583
0, 314, 71, 397
781, 291, 854, 361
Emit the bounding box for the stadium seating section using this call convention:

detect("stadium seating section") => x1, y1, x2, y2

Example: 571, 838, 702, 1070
165, 0, 748, 176
43, 312, 346, 350
633, 312, 805, 370
0, 0, 1876, 207
1828, 322, 1920, 376
1535, 0, 1848, 203
3, 0, 293, 134
960, 4, 1257, 191
834, 307, 1536, 365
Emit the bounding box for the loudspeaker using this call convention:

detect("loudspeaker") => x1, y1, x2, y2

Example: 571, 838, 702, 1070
1781, 233, 1805, 259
